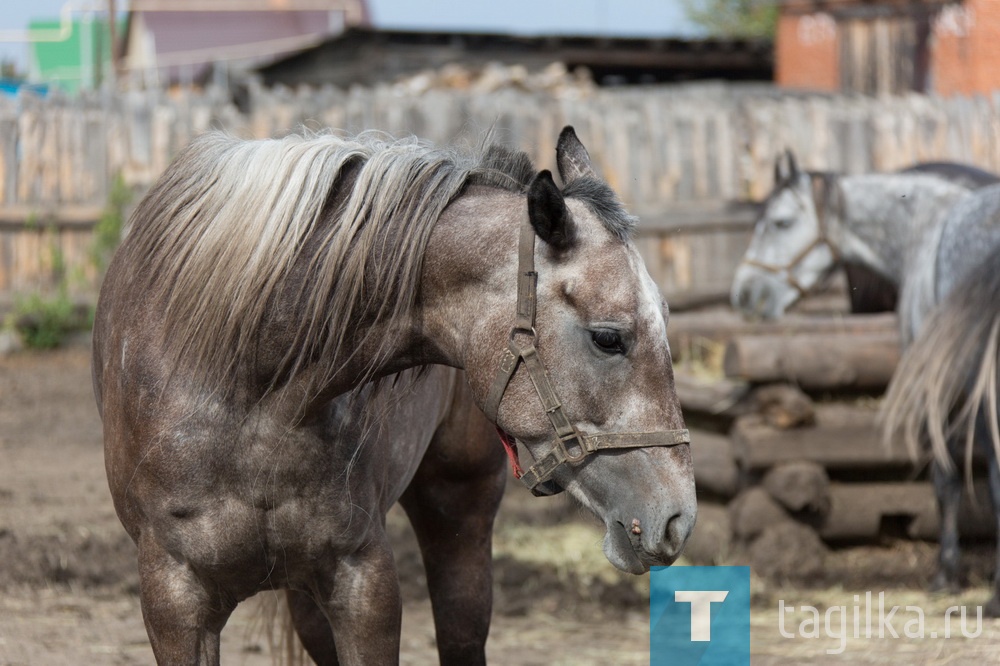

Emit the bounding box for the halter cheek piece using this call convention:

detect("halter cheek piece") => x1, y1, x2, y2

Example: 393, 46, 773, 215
740, 174, 843, 296
482, 214, 690, 497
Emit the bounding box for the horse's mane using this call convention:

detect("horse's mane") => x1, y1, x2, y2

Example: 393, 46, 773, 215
119, 130, 536, 402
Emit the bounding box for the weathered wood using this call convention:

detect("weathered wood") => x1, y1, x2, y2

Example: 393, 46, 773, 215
762, 461, 830, 513
668, 310, 898, 353
683, 502, 731, 564
690, 429, 740, 499
674, 369, 751, 417
749, 522, 828, 580
750, 384, 815, 429
723, 330, 900, 391
2, 85, 1000, 302
729, 486, 793, 542
732, 403, 912, 471
819, 482, 995, 542
0, 205, 105, 228
633, 201, 761, 235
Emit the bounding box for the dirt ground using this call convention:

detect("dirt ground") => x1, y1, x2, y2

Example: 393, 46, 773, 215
2, 341, 1000, 665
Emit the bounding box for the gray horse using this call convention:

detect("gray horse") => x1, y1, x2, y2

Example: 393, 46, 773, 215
731, 152, 994, 331
92, 128, 696, 664
883, 183, 1000, 615
733, 152, 1000, 614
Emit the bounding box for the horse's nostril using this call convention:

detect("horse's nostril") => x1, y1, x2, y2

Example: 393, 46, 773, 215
664, 513, 683, 551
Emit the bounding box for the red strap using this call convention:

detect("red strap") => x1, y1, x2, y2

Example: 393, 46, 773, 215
495, 427, 524, 478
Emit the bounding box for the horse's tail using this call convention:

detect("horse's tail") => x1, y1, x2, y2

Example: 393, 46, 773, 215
246, 593, 308, 666
882, 253, 1000, 478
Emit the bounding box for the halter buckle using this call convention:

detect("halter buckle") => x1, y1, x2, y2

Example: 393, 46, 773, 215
509, 326, 537, 342
556, 429, 588, 464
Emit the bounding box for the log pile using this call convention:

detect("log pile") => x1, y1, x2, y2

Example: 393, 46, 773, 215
673, 309, 995, 569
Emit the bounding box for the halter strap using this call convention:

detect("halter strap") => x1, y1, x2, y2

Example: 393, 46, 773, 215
740, 173, 843, 296
483, 214, 690, 496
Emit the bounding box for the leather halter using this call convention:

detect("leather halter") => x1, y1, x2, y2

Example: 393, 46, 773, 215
740, 174, 843, 296
482, 214, 690, 496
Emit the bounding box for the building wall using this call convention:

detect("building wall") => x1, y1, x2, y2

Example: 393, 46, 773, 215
777, 0, 1000, 96
28, 19, 118, 93
931, 0, 1000, 95
775, 12, 840, 92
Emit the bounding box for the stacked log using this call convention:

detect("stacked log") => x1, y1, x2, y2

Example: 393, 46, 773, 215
727, 403, 994, 545
671, 310, 995, 569
689, 429, 739, 499
723, 331, 900, 392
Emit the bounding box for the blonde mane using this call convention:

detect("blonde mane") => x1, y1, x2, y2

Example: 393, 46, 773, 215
118, 130, 535, 402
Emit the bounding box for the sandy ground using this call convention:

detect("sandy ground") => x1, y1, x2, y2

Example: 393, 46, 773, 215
2, 342, 1000, 664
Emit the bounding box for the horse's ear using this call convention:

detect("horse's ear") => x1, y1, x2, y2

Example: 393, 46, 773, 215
528, 170, 575, 251
775, 149, 801, 184
556, 126, 596, 185
786, 149, 800, 178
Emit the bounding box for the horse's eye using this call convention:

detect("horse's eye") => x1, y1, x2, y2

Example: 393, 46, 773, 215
773, 218, 794, 229
592, 330, 626, 355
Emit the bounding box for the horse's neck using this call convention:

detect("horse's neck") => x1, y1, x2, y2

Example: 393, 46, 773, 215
833, 174, 971, 285
416, 188, 521, 362
261, 187, 520, 422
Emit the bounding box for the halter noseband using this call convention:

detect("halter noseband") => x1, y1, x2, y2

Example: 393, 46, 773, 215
482, 213, 690, 496
740, 174, 843, 296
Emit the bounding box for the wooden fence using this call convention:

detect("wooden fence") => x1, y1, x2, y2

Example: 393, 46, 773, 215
3, 82, 1000, 301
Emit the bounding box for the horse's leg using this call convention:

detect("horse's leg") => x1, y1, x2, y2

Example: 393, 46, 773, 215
137, 535, 235, 665
930, 458, 963, 594
286, 589, 339, 666
986, 448, 1000, 617
399, 407, 506, 666
313, 534, 402, 666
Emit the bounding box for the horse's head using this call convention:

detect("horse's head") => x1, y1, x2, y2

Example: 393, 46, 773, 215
465, 127, 696, 573
731, 150, 839, 320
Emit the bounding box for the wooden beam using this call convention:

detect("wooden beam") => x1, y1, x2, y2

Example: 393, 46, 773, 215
0, 205, 105, 229
819, 481, 994, 541
723, 330, 900, 391
674, 369, 751, 417
690, 429, 740, 499
634, 202, 761, 236
731, 404, 913, 471
668, 310, 899, 352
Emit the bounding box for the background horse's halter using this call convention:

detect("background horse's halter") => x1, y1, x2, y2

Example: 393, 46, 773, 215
740, 174, 843, 296
482, 213, 690, 496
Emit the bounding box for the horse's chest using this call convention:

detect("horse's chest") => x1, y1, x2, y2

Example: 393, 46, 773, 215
146, 423, 387, 588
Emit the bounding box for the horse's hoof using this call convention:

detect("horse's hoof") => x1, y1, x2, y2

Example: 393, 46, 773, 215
928, 572, 962, 595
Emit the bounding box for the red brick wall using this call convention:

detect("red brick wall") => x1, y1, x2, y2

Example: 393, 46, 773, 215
775, 12, 840, 92
931, 0, 1000, 95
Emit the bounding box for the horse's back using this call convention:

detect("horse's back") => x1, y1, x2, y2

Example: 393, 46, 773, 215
935, 183, 1000, 304
902, 162, 1000, 191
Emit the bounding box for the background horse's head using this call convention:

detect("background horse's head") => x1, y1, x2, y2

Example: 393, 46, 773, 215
462, 129, 696, 574
731, 150, 839, 320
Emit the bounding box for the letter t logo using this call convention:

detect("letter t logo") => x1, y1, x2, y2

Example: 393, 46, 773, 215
674, 590, 729, 641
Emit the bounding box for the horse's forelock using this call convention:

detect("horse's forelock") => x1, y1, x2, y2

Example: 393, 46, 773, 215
561, 177, 637, 241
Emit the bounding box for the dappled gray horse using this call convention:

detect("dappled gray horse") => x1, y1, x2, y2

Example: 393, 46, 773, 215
92, 127, 696, 664
842, 162, 999, 313
731, 152, 995, 327
883, 183, 1000, 615
732, 152, 1000, 614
